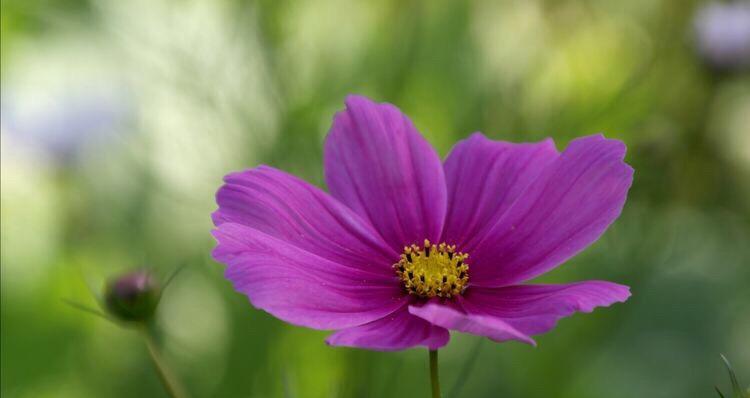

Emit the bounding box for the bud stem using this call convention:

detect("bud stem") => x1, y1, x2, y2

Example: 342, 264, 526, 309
141, 323, 189, 398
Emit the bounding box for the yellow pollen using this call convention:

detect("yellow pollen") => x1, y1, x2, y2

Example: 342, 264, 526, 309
393, 239, 469, 298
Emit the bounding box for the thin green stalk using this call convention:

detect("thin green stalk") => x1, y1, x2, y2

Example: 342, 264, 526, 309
141, 324, 188, 398
429, 349, 441, 398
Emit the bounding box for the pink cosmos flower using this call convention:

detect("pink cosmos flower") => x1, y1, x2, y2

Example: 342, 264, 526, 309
212, 95, 633, 351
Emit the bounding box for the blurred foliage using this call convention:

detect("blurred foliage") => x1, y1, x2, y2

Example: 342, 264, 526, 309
1, 0, 749, 397
716, 355, 749, 398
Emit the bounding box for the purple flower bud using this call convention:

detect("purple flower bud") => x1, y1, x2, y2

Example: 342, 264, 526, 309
105, 270, 161, 322
694, 2, 750, 72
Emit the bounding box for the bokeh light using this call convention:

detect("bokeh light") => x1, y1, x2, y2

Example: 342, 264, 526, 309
2, 0, 748, 397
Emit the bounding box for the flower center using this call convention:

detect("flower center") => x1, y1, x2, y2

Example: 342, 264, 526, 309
393, 239, 469, 298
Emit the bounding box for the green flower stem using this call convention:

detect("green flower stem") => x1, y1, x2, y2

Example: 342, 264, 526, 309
141, 323, 188, 398
429, 349, 441, 398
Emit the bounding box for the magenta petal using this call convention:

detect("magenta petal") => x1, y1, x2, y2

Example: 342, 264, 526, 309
470, 134, 634, 286
462, 281, 630, 336
442, 133, 558, 250
326, 306, 450, 351
213, 166, 397, 275
408, 301, 535, 345
212, 223, 405, 330
324, 95, 447, 251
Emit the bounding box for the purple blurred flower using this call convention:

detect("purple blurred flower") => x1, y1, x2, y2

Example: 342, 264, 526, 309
694, 2, 750, 71
211, 95, 633, 351
0, 90, 129, 164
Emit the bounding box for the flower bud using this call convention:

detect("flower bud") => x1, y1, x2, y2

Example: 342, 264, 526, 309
105, 270, 161, 322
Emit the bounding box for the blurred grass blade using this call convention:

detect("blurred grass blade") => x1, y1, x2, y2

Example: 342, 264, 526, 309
62, 298, 116, 323
719, 354, 747, 398
163, 263, 188, 291
716, 386, 726, 398
448, 338, 484, 398
282, 369, 296, 398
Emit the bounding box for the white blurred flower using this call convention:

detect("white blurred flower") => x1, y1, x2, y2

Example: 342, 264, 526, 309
98, 0, 277, 188
94, 0, 279, 248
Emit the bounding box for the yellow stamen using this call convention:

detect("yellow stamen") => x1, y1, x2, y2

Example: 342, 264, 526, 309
393, 239, 469, 298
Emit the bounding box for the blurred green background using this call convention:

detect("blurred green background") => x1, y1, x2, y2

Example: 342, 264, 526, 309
2, 0, 749, 397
